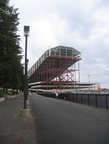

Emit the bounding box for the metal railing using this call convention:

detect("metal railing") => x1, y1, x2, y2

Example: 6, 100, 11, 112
66, 92, 109, 110
39, 91, 109, 110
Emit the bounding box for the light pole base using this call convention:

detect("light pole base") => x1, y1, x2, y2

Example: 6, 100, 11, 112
20, 108, 30, 117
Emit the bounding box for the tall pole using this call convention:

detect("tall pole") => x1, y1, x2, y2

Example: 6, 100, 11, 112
88, 74, 90, 91
88, 74, 90, 84
24, 35, 28, 109
20, 26, 30, 117
23, 26, 30, 109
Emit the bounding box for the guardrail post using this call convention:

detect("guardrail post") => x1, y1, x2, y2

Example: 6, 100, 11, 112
72, 94, 74, 102
95, 94, 97, 108
106, 94, 108, 110
81, 94, 83, 104
88, 94, 89, 106
76, 93, 78, 103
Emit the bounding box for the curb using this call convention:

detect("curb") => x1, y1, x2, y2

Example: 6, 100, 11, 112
5, 94, 21, 100
0, 97, 5, 102
0, 94, 22, 102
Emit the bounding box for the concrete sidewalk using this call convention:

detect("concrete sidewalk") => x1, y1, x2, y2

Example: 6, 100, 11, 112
0, 95, 37, 144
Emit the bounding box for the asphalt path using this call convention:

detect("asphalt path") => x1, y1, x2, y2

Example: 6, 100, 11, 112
30, 94, 109, 144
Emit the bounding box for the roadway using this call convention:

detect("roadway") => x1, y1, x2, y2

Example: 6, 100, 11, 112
30, 94, 109, 144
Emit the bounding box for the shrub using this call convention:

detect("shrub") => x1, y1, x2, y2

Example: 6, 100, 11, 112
0, 90, 6, 97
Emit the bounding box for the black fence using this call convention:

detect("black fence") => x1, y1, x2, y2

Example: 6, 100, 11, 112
39, 92, 109, 110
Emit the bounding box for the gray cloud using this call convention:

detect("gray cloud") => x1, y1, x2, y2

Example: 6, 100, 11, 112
10, 0, 109, 88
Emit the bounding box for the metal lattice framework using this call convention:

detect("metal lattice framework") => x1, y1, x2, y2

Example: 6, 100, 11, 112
28, 46, 81, 91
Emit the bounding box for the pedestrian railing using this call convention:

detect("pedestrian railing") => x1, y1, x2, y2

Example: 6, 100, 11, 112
38, 91, 109, 110
66, 93, 109, 110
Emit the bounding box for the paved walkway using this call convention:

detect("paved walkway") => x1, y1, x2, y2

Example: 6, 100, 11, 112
1, 94, 109, 144
0, 95, 37, 144
30, 94, 109, 144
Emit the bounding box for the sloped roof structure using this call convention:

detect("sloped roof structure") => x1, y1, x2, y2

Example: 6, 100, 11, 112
28, 45, 81, 79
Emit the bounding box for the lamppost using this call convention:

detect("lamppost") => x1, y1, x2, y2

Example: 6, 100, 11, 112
20, 26, 30, 117
88, 74, 90, 91
24, 26, 30, 109
88, 74, 90, 84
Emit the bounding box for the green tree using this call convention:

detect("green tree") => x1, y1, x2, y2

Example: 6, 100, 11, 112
0, 0, 24, 92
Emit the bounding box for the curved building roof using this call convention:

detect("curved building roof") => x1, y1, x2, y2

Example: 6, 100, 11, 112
28, 46, 81, 78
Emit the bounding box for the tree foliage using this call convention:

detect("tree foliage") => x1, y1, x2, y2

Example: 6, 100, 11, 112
0, 0, 24, 91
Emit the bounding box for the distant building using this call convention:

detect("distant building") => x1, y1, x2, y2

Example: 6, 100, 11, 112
28, 46, 98, 92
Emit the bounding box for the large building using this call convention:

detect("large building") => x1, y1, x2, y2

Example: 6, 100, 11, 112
28, 46, 98, 92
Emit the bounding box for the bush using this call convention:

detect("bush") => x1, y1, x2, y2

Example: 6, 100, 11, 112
0, 90, 6, 97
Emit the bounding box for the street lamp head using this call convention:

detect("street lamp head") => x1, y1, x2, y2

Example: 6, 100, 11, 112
24, 26, 30, 36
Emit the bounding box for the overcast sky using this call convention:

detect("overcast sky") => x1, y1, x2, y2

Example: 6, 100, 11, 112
10, 0, 109, 88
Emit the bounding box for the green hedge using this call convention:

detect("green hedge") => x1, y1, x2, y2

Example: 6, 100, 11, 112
0, 90, 6, 97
